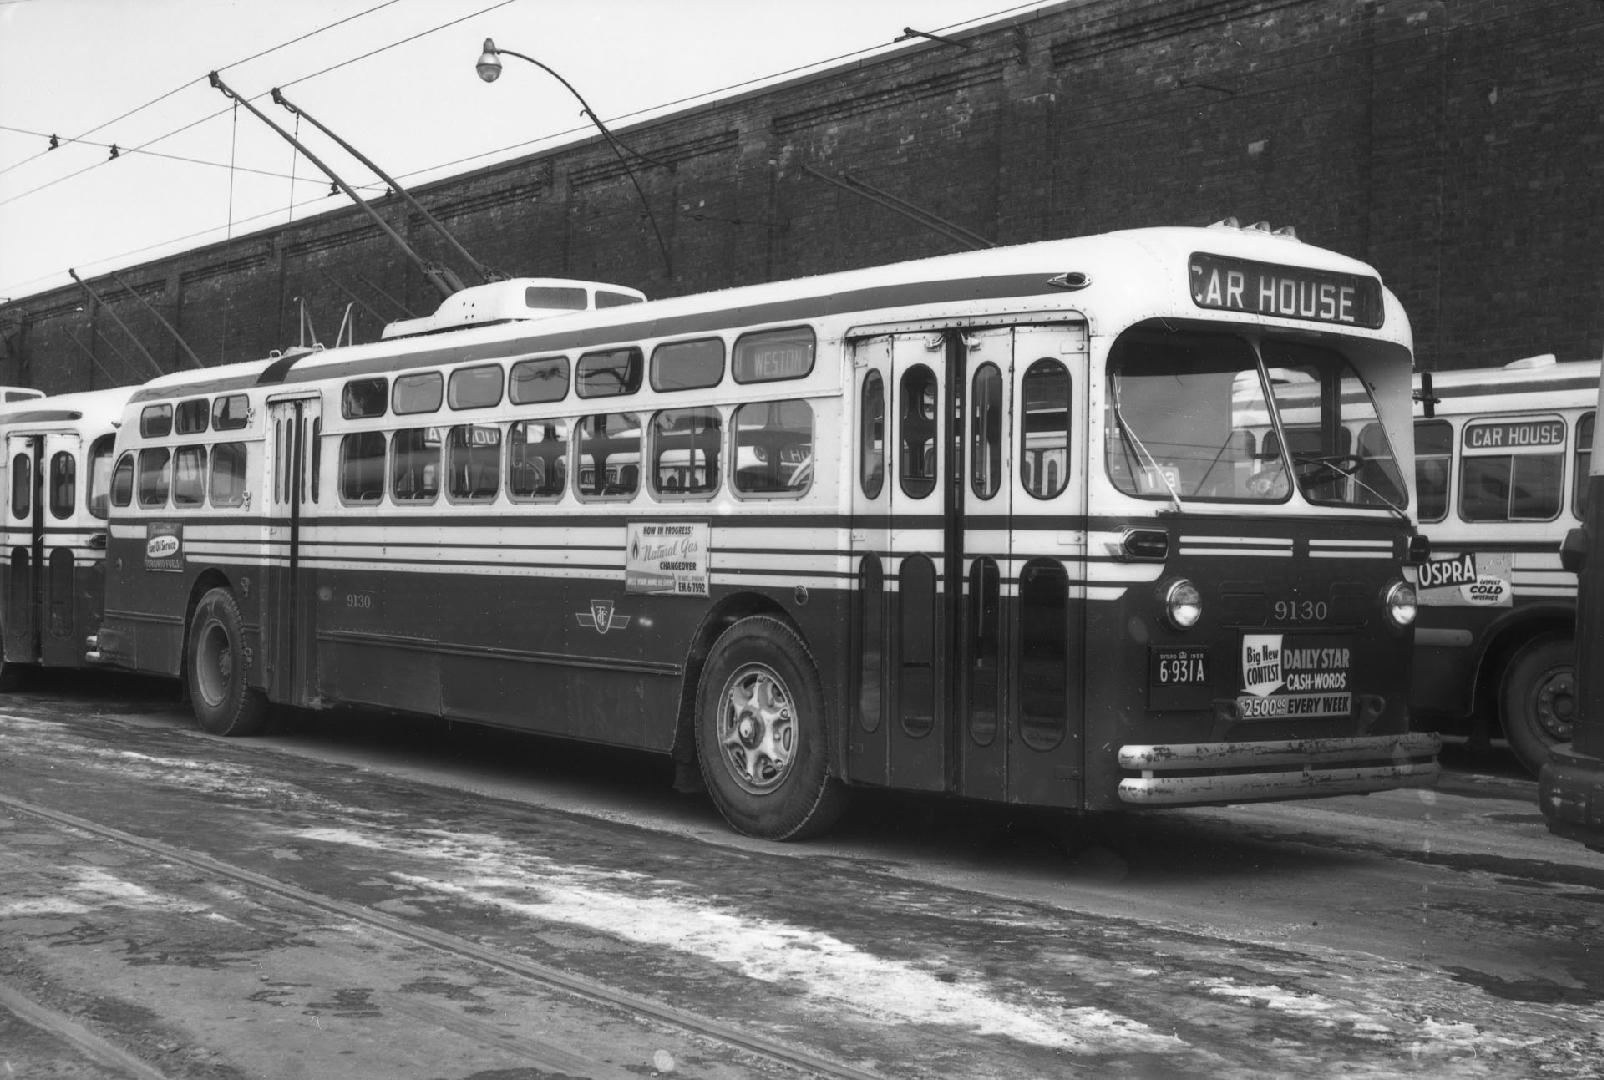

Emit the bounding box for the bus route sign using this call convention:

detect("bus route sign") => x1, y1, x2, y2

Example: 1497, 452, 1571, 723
1189, 252, 1385, 329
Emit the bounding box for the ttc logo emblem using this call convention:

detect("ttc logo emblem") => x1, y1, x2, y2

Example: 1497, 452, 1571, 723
577, 600, 631, 635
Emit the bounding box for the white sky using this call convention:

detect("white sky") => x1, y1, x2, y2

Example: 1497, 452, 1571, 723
0, 0, 1058, 300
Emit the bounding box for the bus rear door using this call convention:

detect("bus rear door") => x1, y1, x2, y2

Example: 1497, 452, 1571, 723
263, 396, 322, 706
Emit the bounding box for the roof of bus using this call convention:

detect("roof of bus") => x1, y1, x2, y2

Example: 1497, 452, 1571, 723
1414, 356, 1602, 411
127, 223, 1407, 404
0, 385, 137, 431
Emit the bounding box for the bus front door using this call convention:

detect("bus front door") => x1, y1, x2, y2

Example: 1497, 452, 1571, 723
2, 434, 39, 665
848, 327, 1088, 807
38, 433, 86, 668
994, 326, 1087, 808
263, 397, 322, 706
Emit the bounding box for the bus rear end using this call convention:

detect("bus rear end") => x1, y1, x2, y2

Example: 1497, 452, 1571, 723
1083, 240, 1438, 809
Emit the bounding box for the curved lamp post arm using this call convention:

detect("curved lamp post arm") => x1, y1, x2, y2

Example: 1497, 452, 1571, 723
477, 39, 672, 278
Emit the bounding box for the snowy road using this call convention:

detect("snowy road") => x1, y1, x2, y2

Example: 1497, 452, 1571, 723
0, 678, 1599, 1078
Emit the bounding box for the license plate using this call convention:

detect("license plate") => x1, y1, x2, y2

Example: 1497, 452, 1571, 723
1152, 647, 1208, 686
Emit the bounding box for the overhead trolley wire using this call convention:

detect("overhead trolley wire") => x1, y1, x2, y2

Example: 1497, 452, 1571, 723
2, 0, 1078, 293
0, 0, 411, 196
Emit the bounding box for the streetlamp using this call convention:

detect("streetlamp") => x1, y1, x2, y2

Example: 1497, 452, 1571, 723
476, 38, 671, 277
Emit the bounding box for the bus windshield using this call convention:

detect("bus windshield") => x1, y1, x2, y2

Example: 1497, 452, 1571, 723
1106, 332, 1407, 510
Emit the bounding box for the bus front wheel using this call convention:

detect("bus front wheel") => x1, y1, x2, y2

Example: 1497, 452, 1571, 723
695, 616, 847, 840
1499, 633, 1576, 776
187, 587, 268, 737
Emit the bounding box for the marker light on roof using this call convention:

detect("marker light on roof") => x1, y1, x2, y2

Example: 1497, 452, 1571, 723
1048, 271, 1091, 291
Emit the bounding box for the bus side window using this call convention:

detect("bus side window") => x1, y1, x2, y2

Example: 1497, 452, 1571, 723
508, 420, 568, 500
173, 446, 207, 507
1414, 419, 1452, 523
651, 407, 721, 497
733, 400, 813, 496
576, 413, 641, 500
87, 435, 115, 519
110, 453, 135, 508
339, 432, 386, 504
1461, 452, 1563, 522
1576, 412, 1595, 520
392, 428, 441, 503
210, 443, 248, 508
447, 424, 501, 502
344, 378, 388, 419
137, 447, 171, 508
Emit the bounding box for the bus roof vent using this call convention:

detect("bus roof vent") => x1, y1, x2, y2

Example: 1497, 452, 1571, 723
382, 278, 647, 340
1207, 217, 1299, 240
1503, 353, 1557, 370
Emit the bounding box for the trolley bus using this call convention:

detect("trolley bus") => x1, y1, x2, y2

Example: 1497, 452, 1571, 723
90, 223, 1439, 839
1540, 369, 1603, 849
1409, 355, 1596, 773
0, 387, 134, 685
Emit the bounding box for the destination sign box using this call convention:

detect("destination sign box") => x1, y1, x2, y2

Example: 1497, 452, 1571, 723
1462, 418, 1566, 453
1189, 252, 1385, 329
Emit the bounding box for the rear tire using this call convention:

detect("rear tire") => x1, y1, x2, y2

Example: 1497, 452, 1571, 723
695, 616, 847, 840
1499, 633, 1575, 776
187, 587, 268, 736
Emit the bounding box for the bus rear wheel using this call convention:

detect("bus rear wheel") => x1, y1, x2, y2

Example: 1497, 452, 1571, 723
1499, 633, 1575, 776
188, 587, 268, 736
695, 616, 846, 840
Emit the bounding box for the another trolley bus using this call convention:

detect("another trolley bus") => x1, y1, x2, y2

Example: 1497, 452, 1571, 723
1409, 356, 1596, 773
91, 223, 1439, 839
1540, 370, 1603, 850
0, 387, 134, 685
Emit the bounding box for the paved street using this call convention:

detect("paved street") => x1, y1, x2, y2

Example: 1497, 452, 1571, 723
1, 674, 1600, 1079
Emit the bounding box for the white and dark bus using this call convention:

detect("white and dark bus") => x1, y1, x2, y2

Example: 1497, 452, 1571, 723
90, 224, 1439, 839
1410, 355, 1596, 773
1540, 368, 1603, 849
0, 387, 133, 684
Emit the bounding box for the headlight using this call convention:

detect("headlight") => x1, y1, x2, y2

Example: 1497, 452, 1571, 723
1384, 581, 1417, 628
1162, 579, 1202, 630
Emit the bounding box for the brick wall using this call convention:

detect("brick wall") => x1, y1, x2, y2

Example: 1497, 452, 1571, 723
3, 0, 1601, 391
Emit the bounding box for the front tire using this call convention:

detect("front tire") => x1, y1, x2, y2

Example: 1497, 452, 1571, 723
187, 587, 267, 736
695, 616, 847, 840
1500, 634, 1575, 776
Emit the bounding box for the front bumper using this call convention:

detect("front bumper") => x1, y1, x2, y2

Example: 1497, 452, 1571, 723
1117, 732, 1441, 805
1539, 743, 1604, 852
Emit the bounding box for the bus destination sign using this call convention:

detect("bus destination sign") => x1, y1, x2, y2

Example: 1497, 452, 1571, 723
1462, 418, 1566, 453
1189, 252, 1385, 329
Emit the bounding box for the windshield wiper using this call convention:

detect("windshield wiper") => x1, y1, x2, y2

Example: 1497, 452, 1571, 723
1294, 454, 1410, 522
1110, 378, 1185, 514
